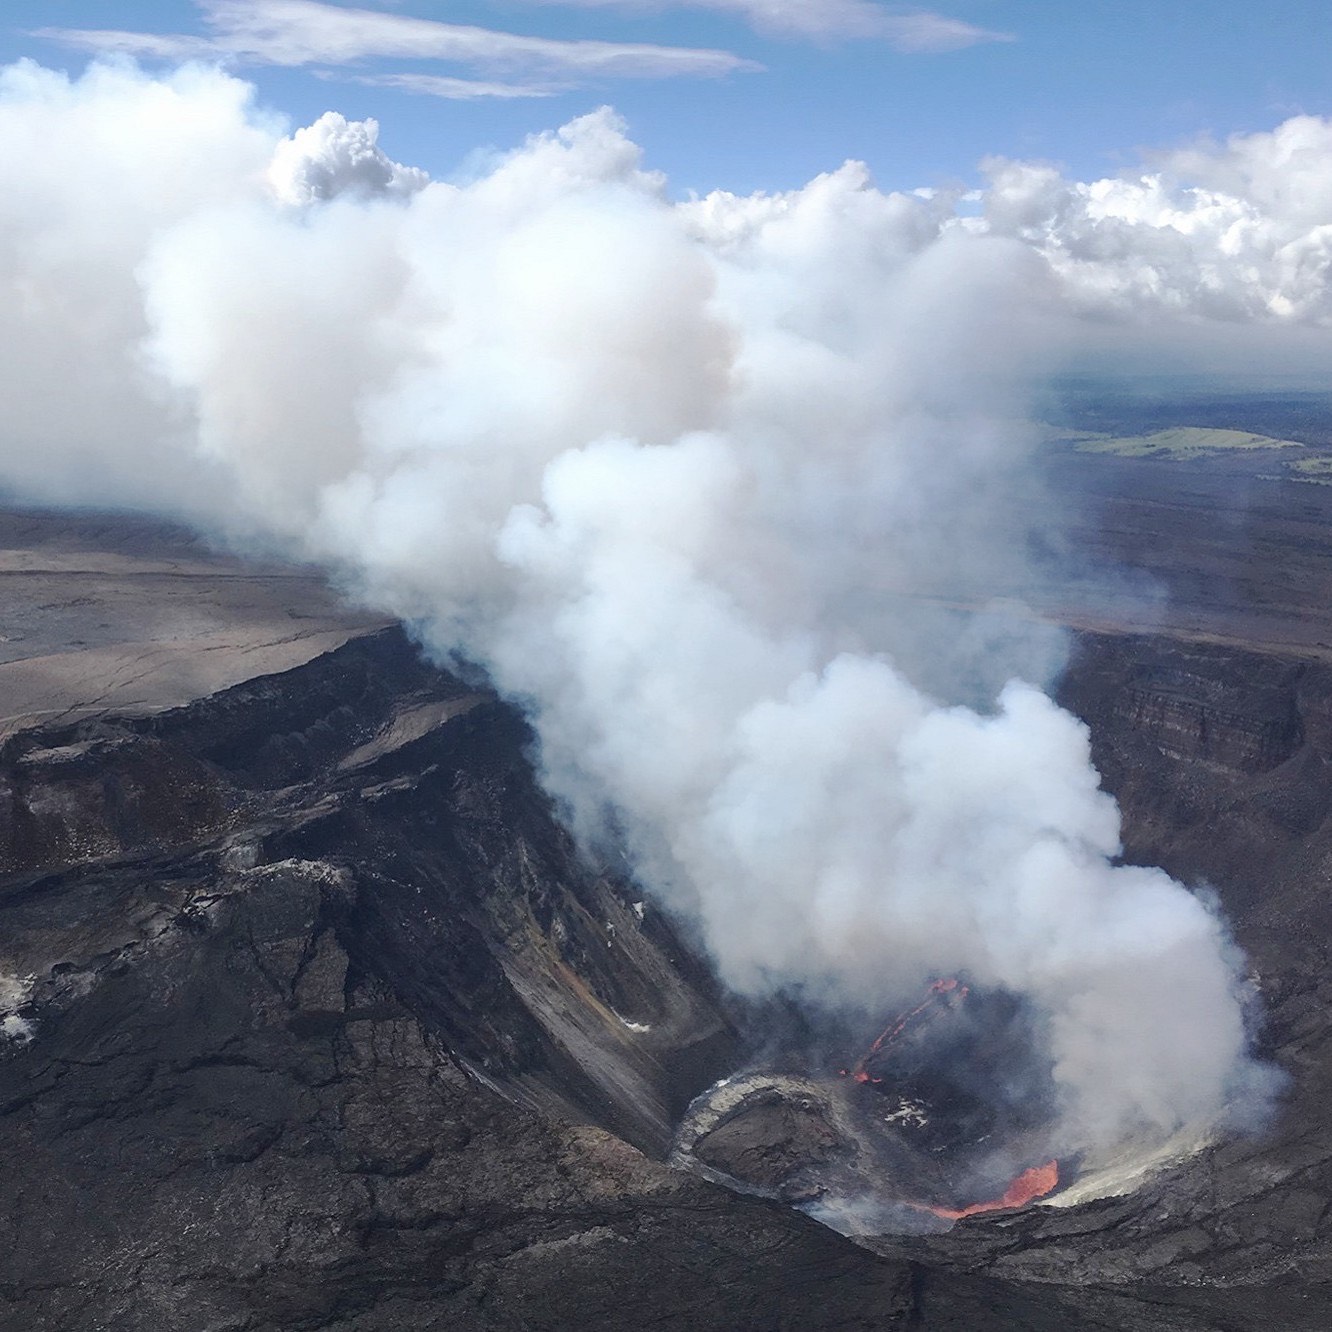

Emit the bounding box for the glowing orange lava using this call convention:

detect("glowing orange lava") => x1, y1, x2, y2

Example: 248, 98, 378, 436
923, 1161, 1060, 1221
843, 977, 969, 1084
841, 979, 1059, 1221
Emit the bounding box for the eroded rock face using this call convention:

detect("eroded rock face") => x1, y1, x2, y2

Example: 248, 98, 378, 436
0, 627, 742, 1142
10, 593, 1332, 1327
0, 849, 920, 1332
2, 627, 984, 1332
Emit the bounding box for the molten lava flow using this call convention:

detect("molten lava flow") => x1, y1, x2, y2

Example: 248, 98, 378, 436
843, 977, 969, 1084
838, 978, 1059, 1222
924, 1161, 1060, 1221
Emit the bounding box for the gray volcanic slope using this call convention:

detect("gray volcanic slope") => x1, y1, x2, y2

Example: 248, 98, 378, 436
4, 473, 1332, 1330
0, 508, 389, 738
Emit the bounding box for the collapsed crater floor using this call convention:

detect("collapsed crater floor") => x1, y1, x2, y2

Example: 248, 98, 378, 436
669, 981, 1070, 1237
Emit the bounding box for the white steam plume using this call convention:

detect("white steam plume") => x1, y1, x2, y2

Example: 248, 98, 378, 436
0, 59, 1305, 1156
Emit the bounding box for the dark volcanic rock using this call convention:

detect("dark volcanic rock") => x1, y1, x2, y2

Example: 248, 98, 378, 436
0, 631, 736, 1152
0, 849, 909, 1331
3, 626, 1091, 1331
13, 522, 1332, 1326
692, 1093, 844, 1192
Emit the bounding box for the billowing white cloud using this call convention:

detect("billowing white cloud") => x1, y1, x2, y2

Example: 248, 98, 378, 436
268, 110, 428, 203
0, 59, 277, 513
0, 60, 1294, 1170
978, 130, 1332, 322
36, 0, 758, 85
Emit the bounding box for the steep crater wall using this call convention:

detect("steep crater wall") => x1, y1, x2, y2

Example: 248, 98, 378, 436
7, 621, 1332, 1329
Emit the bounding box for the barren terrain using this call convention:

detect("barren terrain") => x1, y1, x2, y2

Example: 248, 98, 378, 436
7, 425, 1332, 1328
0, 509, 389, 737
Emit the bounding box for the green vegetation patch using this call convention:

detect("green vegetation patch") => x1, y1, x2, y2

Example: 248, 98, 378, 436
1070, 427, 1303, 460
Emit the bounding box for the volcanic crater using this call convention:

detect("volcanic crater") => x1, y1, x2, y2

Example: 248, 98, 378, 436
9, 427, 1332, 1329
672, 979, 1066, 1235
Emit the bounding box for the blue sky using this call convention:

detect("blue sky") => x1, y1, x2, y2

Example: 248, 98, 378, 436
5, 1, 1332, 196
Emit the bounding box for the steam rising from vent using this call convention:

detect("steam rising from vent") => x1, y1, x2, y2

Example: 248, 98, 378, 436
0, 59, 1296, 1158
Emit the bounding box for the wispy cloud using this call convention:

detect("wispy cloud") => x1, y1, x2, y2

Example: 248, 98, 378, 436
881, 11, 1013, 52
511, 1, 1013, 47
32, 30, 222, 63
36, 0, 759, 82
514, 0, 887, 40
345, 71, 565, 100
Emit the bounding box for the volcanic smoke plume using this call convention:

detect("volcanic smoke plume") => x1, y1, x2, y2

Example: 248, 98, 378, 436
0, 59, 1291, 1163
